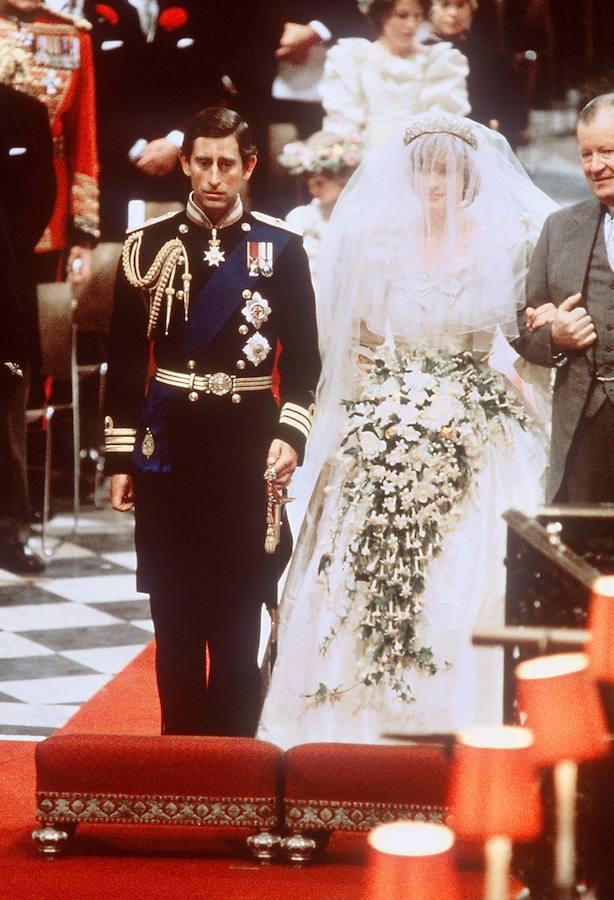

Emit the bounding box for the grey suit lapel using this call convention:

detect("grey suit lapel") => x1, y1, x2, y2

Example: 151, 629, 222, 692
569, 198, 603, 291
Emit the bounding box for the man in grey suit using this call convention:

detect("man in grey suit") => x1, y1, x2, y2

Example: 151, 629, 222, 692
515, 92, 614, 503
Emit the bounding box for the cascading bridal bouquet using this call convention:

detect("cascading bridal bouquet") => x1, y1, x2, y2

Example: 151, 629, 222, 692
316, 347, 530, 703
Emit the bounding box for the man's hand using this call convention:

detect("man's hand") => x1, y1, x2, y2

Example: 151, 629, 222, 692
134, 138, 180, 177
67, 246, 92, 284
275, 22, 321, 63
551, 292, 597, 350
525, 302, 556, 332
266, 439, 298, 492
110, 473, 135, 512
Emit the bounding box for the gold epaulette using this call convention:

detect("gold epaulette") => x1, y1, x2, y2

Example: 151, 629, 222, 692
125, 210, 182, 236
40, 4, 92, 30
250, 210, 302, 236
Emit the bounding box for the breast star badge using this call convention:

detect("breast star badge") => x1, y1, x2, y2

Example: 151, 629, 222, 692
204, 228, 225, 267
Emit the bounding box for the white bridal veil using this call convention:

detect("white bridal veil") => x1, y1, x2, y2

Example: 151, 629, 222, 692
304, 112, 557, 484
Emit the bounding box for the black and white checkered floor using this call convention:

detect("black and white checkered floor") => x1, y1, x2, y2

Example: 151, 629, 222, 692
0, 508, 151, 741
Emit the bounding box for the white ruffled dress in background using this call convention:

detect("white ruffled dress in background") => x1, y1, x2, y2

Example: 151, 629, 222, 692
320, 38, 470, 148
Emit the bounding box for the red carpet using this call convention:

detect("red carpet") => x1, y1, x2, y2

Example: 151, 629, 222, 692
1, 642, 507, 898
59, 641, 160, 736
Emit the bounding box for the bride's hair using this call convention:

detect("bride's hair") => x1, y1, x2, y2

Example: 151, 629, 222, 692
408, 133, 480, 204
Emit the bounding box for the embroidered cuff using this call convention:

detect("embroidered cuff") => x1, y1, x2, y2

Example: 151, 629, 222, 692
279, 402, 314, 441
104, 416, 136, 454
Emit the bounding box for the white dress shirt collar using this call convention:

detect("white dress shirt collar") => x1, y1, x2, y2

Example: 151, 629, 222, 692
603, 207, 614, 270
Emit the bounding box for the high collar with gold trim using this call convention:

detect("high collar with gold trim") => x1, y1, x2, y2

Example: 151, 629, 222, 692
185, 193, 243, 230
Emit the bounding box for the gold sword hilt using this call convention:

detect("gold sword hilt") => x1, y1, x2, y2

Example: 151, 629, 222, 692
263, 466, 290, 554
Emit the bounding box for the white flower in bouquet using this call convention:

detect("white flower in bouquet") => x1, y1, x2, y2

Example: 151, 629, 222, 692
315, 347, 531, 704
370, 465, 388, 482
376, 376, 402, 399
403, 370, 437, 392
374, 397, 401, 424
397, 403, 420, 426
358, 430, 386, 458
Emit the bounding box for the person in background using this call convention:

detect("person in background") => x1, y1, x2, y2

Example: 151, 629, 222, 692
0, 85, 56, 575
279, 131, 362, 293
424, 0, 528, 148
320, 0, 469, 150
0, 0, 98, 282
78, 0, 218, 239
270, 1, 368, 139
515, 93, 614, 504
112, 3, 367, 215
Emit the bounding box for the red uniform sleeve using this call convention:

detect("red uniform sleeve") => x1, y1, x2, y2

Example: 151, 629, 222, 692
66, 31, 100, 244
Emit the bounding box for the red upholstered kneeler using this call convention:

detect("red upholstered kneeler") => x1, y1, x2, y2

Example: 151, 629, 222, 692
281, 742, 451, 864
33, 734, 283, 860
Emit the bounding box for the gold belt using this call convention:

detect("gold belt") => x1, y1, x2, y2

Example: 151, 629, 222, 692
155, 367, 272, 403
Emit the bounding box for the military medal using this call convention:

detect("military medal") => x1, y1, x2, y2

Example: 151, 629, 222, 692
241, 291, 271, 330
243, 333, 271, 366
203, 228, 225, 267
247, 241, 274, 277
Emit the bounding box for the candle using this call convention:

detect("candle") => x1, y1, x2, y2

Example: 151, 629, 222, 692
484, 835, 512, 900
554, 759, 577, 889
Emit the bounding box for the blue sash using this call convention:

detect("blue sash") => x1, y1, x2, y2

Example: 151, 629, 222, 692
181, 222, 292, 357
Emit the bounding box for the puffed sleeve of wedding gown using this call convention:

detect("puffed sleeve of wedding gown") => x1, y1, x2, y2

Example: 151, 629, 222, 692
419, 42, 470, 116
320, 38, 371, 136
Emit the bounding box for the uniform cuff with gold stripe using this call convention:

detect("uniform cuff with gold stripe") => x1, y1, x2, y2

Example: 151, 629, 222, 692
104, 416, 136, 454
279, 402, 313, 440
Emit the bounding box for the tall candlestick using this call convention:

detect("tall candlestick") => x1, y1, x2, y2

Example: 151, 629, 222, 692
554, 759, 577, 889
484, 834, 512, 900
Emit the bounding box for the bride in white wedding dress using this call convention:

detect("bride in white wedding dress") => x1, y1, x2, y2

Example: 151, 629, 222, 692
257, 113, 557, 748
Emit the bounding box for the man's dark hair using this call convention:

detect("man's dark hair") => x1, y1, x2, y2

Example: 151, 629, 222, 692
365, 0, 428, 34
181, 107, 258, 163
578, 92, 614, 126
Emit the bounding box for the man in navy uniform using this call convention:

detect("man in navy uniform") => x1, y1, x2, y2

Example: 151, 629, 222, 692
104, 107, 320, 736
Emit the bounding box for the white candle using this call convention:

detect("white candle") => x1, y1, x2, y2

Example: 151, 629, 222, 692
554, 759, 578, 888
484, 834, 512, 900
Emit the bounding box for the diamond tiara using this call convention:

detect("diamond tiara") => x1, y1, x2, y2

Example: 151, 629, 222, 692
403, 116, 478, 150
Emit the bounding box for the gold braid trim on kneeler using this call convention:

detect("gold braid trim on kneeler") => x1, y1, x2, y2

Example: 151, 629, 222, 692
122, 230, 192, 338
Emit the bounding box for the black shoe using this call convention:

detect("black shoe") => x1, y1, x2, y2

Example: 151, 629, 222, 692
0, 543, 46, 576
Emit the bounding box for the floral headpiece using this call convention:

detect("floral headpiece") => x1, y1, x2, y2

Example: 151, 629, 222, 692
278, 133, 363, 176
404, 115, 478, 149
356, 0, 375, 13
